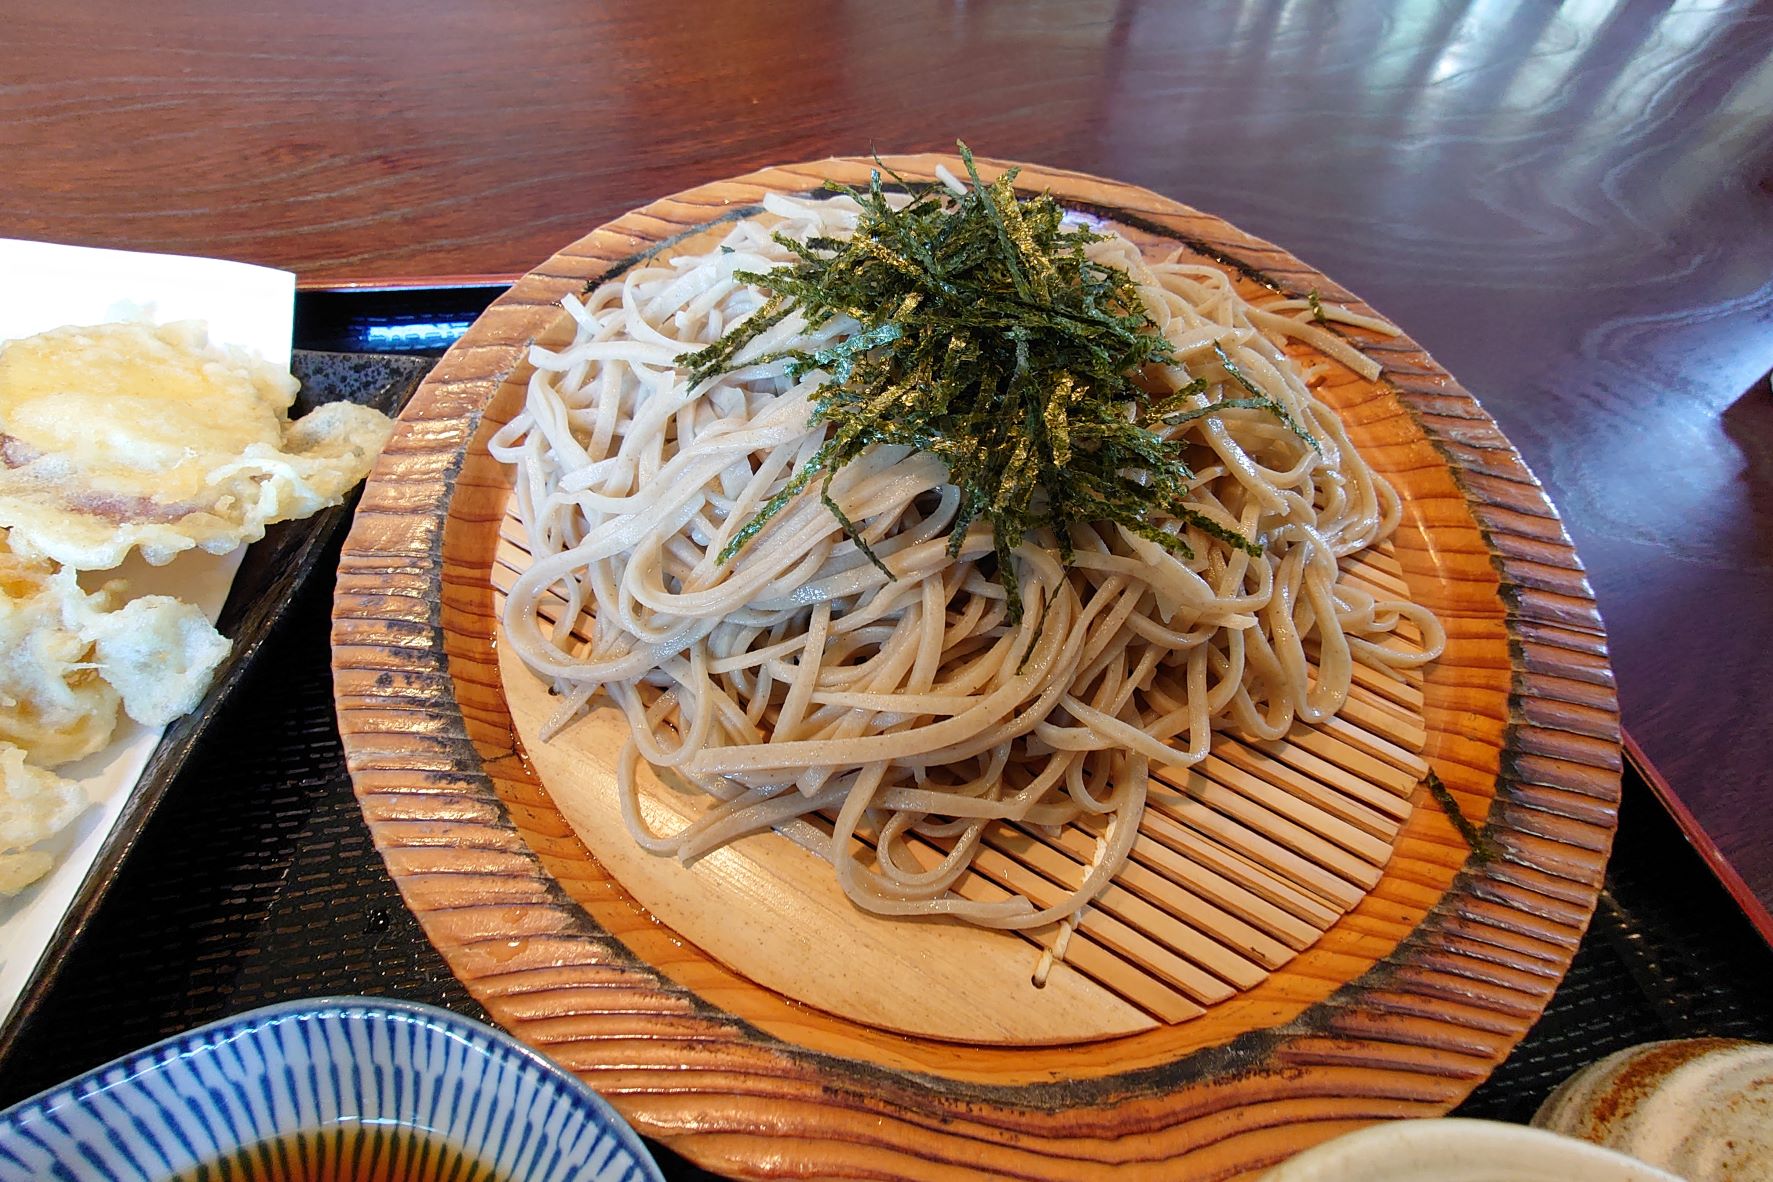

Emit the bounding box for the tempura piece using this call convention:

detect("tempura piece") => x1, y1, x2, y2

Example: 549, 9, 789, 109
85, 594, 232, 727
0, 849, 52, 896
0, 532, 230, 764
0, 320, 394, 569
0, 541, 118, 764
0, 742, 86, 896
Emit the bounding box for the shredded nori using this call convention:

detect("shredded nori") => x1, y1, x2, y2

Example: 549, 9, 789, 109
687, 142, 1313, 621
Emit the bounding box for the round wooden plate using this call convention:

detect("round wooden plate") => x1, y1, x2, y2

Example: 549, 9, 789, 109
332, 155, 1620, 1180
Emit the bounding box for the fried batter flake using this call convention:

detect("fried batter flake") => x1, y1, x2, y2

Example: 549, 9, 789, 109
0, 320, 394, 569
0, 742, 86, 896
0, 532, 230, 765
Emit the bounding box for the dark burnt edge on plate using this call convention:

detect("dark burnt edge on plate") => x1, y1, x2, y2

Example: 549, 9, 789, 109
0, 351, 435, 1066
576, 204, 768, 295
556, 176, 1286, 306
333, 286, 763, 1037
347, 351, 727, 1013
773, 248, 1612, 1103
799, 173, 1300, 299
334, 173, 1621, 1124
777, 174, 1624, 1086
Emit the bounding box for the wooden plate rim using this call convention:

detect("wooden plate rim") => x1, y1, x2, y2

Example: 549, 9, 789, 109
332, 155, 1620, 1174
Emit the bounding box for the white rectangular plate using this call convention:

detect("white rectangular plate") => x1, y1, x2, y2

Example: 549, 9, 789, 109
0, 238, 296, 1028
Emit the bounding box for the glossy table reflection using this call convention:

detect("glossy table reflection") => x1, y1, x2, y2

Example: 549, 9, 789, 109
4, 1, 1771, 928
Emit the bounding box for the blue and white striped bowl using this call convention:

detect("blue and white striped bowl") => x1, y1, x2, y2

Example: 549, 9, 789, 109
0, 997, 663, 1182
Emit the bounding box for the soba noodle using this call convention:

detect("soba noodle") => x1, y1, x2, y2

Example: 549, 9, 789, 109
491, 185, 1443, 937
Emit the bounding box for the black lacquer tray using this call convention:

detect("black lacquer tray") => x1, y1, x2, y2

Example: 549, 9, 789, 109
0, 348, 432, 1065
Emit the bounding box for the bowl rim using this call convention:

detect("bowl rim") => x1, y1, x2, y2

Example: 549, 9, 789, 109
1259, 1117, 1684, 1181
0, 995, 664, 1182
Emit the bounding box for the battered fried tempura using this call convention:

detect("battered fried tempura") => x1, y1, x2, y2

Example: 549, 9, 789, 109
0, 540, 117, 765
0, 532, 230, 766
0, 527, 229, 895
0, 317, 391, 901
0, 320, 393, 570
0, 743, 85, 896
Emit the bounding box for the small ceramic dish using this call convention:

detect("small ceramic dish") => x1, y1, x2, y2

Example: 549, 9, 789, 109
0, 997, 663, 1182
1257, 1117, 1681, 1182
1534, 1038, 1773, 1181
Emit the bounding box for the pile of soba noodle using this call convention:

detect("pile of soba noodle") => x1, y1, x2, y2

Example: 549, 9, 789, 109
492, 174, 1443, 936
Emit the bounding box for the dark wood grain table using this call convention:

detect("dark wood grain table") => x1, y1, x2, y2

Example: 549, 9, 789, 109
5, 0, 1771, 936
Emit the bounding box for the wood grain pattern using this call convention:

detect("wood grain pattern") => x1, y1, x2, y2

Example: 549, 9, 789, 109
333, 156, 1620, 1179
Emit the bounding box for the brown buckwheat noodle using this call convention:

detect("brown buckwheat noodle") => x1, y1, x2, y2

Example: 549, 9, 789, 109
490, 184, 1442, 938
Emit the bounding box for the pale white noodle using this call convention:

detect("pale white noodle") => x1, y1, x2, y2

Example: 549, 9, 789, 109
492, 190, 1444, 933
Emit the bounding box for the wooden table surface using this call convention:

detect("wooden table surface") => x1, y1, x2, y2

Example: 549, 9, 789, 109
5, 0, 1772, 933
